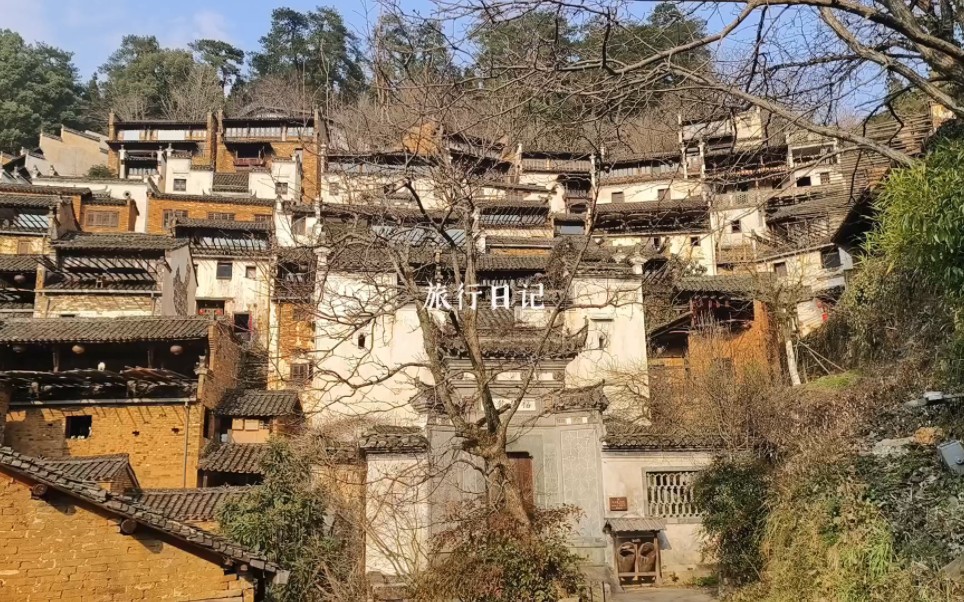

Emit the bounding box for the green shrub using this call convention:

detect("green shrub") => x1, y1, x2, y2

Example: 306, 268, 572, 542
693, 458, 769, 585
412, 505, 585, 602
86, 164, 113, 178
218, 440, 345, 601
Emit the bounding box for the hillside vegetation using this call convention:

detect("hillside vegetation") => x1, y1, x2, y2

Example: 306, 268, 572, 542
696, 123, 964, 601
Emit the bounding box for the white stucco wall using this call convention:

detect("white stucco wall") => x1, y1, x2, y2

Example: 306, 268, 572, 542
365, 454, 432, 577
249, 159, 300, 200
194, 257, 271, 332
32, 177, 151, 232
161, 155, 213, 196
596, 179, 700, 205
601, 450, 715, 581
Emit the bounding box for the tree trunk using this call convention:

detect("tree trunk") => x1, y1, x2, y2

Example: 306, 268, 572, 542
485, 449, 533, 530
786, 338, 801, 386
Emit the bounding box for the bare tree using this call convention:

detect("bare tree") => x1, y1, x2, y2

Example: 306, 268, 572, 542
162, 64, 225, 120
440, 0, 960, 164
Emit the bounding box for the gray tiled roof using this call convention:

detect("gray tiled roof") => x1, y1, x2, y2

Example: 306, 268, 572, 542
198, 443, 267, 474
360, 425, 428, 453
133, 486, 251, 521
594, 197, 708, 216
43, 454, 132, 483
84, 197, 128, 206
0, 446, 286, 579
0, 194, 63, 208
0, 254, 41, 272
604, 517, 667, 533
173, 217, 273, 231
442, 322, 589, 360
545, 383, 609, 412
212, 172, 250, 193
216, 390, 299, 417
53, 232, 187, 251
476, 255, 549, 271
150, 192, 275, 207
0, 183, 90, 196
676, 274, 775, 295
485, 236, 555, 249
0, 316, 212, 343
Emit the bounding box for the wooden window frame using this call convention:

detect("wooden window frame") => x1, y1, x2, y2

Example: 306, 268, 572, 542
162, 209, 188, 228
85, 210, 119, 228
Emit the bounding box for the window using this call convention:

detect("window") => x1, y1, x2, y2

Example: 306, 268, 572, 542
65, 415, 92, 439
656, 187, 669, 201
289, 362, 312, 384
17, 240, 32, 254
253, 214, 271, 223
821, 248, 842, 269
819, 172, 830, 186
357, 333, 367, 349
796, 176, 812, 187
173, 178, 187, 192
591, 318, 613, 350
216, 261, 233, 280
611, 191, 625, 204
730, 219, 742, 233
208, 212, 235, 221
197, 300, 225, 316
292, 216, 307, 236
651, 236, 661, 249
773, 261, 788, 277
275, 181, 288, 195
259, 418, 270, 430
162, 209, 188, 228
85, 211, 119, 228
645, 471, 700, 518
556, 223, 583, 236
245, 265, 257, 279
329, 181, 340, 196
690, 236, 700, 247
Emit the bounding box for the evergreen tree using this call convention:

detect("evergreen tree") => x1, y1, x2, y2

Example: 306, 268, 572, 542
250, 7, 366, 106
98, 35, 197, 119
0, 30, 85, 153
189, 39, 245, 94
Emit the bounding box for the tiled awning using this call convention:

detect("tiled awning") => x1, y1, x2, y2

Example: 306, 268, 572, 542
604, 517, 666, 533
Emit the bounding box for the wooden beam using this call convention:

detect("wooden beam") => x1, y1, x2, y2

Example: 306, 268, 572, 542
29, 483, 48, 499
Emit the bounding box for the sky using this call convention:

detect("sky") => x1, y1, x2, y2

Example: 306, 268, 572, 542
0, 0, 432, 78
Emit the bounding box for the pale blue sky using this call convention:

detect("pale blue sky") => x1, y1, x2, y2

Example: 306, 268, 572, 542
1, 0, 432, 78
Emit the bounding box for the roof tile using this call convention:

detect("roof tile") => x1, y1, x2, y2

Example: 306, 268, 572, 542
0, 316, 212, 343
133, 486, 251, 521
198, 443, 267, 474
215, 390, 299, 417
0, 446, 286, 579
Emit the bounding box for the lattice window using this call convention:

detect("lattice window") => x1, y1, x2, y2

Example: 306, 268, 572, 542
645, 471, 700, 518
85, 211, 119, 228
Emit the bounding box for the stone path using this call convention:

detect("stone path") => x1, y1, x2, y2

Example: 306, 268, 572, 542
609, 587, 717, 602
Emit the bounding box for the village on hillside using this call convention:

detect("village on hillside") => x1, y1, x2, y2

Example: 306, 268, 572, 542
3, 2, 964, 601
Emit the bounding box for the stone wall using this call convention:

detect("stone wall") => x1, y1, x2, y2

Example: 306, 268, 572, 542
4, 403, 204, 489
35, 293, 156, 317
199, 322, 243, 412
146, 197, 273, 234
268, 301, 314, 387
0, 472, 256, 601
0, 234, 44, 255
